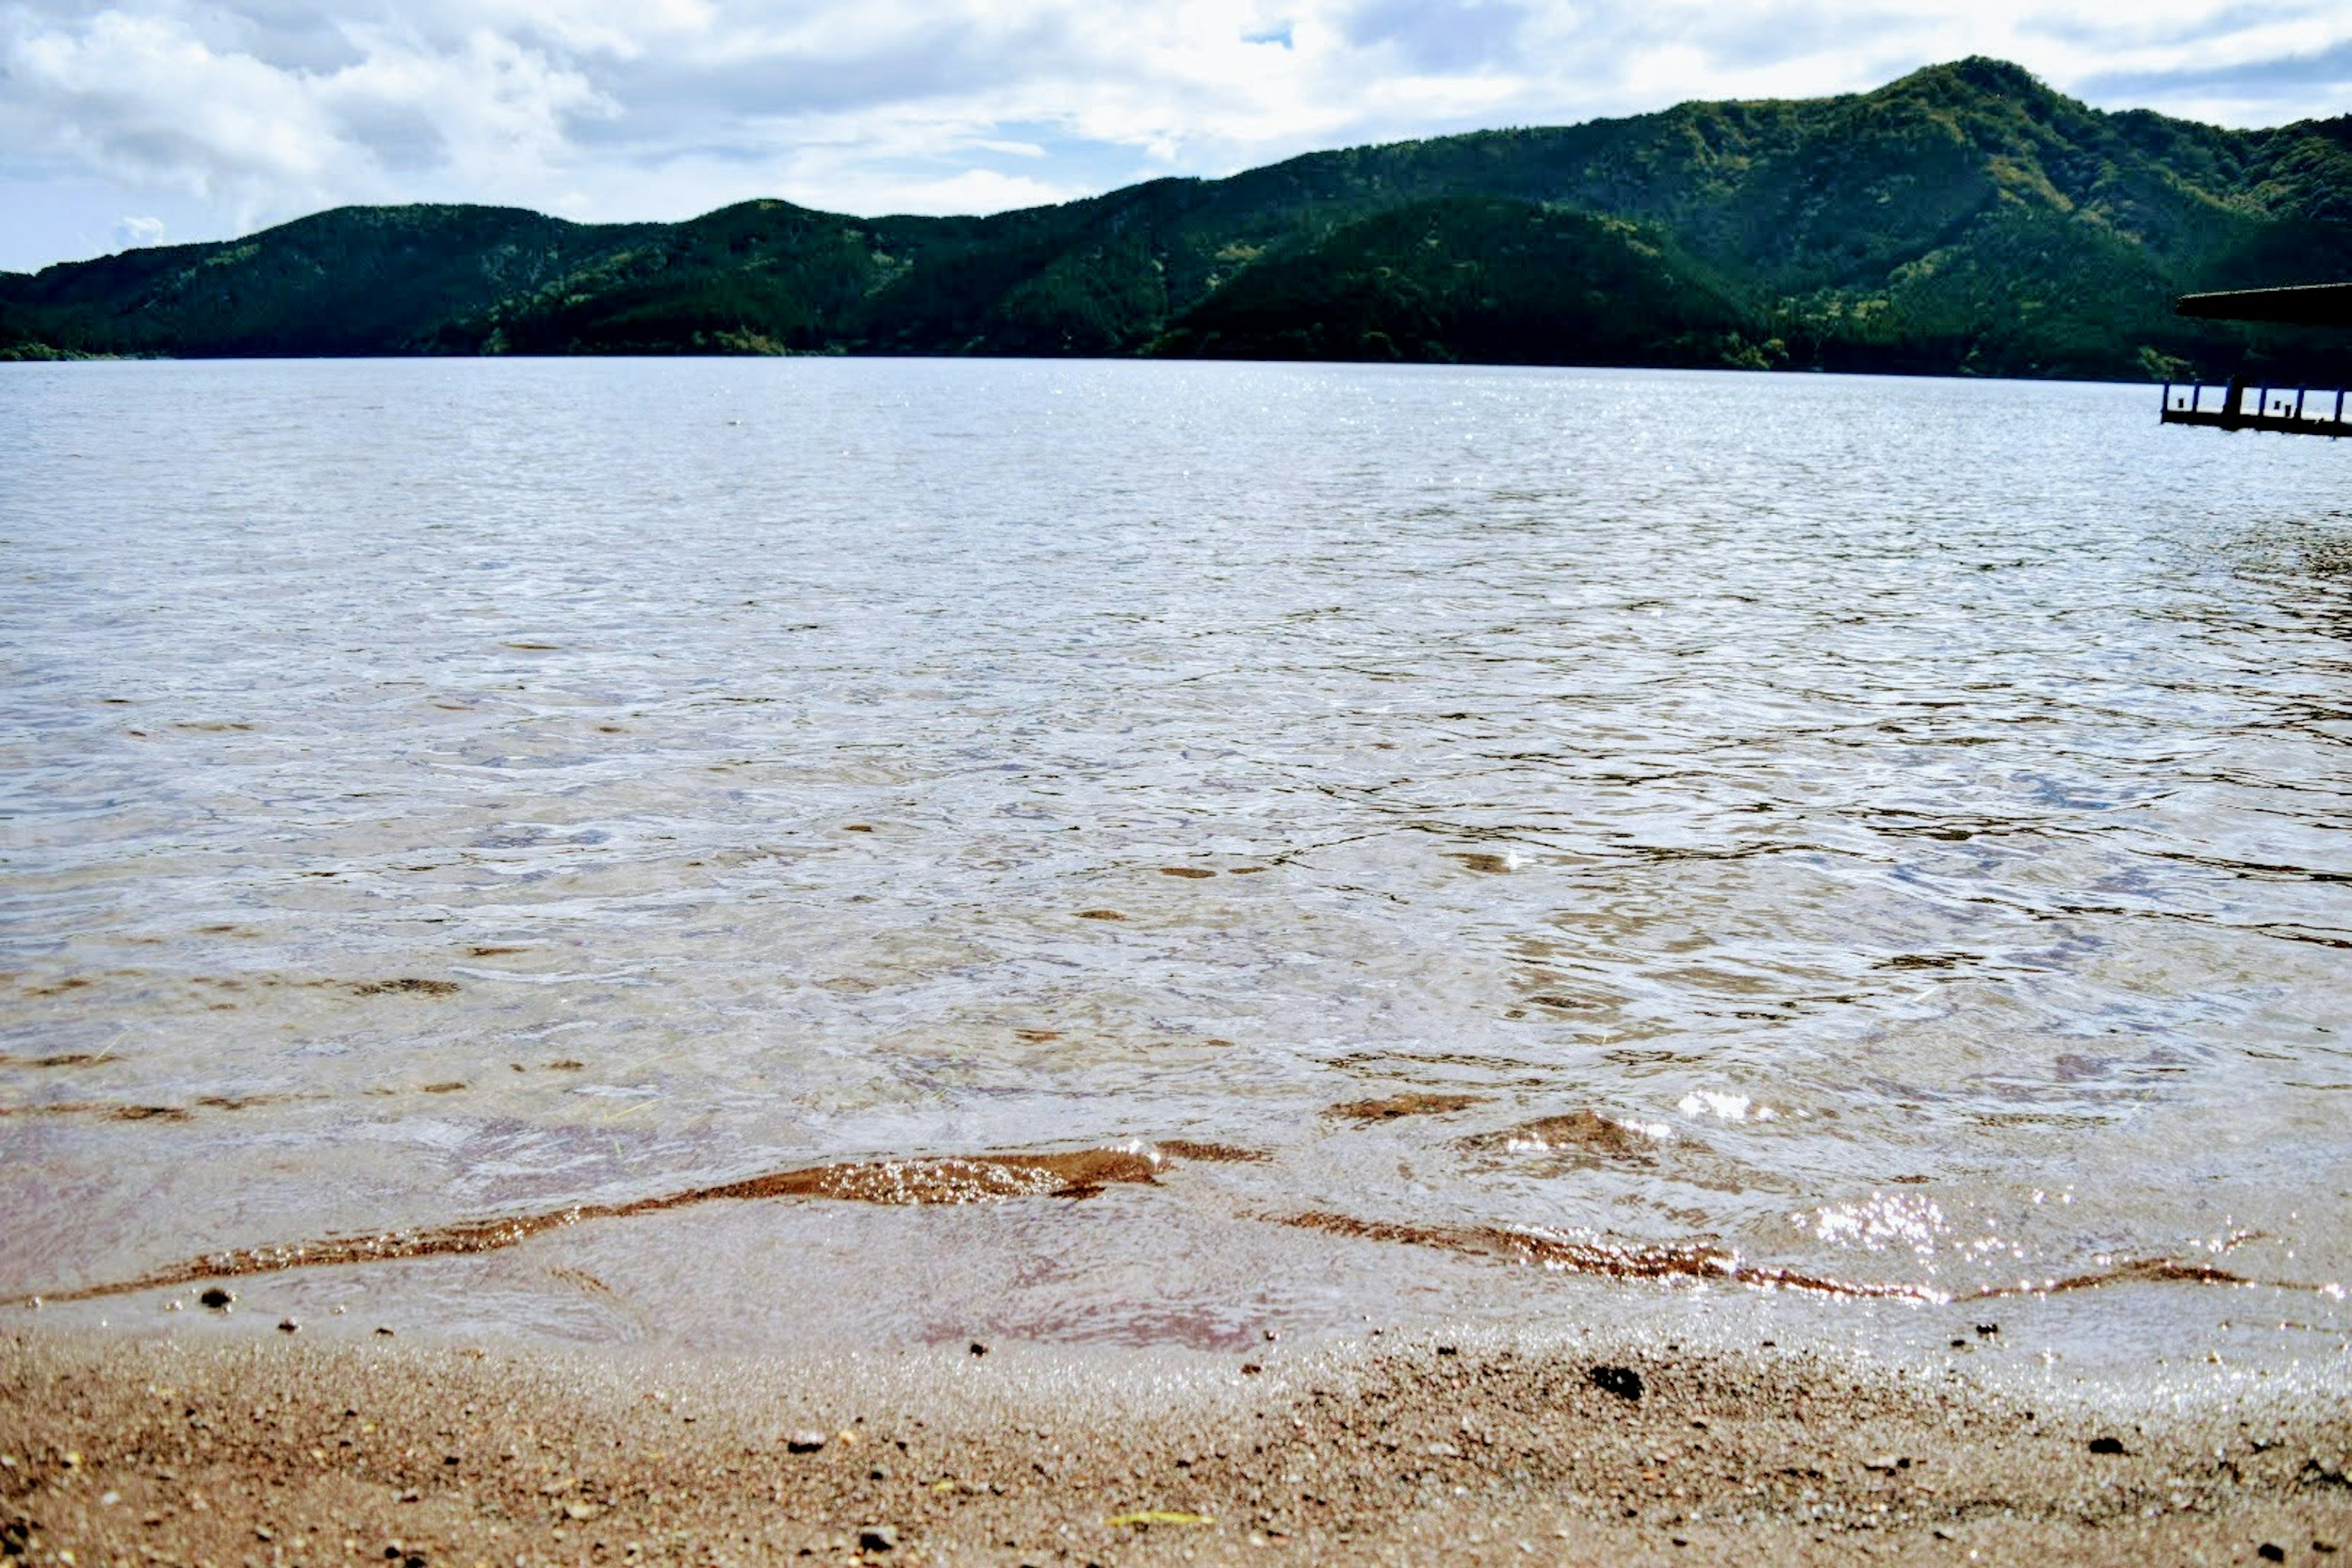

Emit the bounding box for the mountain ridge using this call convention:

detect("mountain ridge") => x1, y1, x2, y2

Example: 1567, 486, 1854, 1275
6, 58, 2349, 379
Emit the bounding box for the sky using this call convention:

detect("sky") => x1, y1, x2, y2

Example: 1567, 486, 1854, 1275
3, 0, 2348, 274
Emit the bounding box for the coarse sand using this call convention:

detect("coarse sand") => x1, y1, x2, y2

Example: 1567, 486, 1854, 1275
4, 1325, 2348, 1565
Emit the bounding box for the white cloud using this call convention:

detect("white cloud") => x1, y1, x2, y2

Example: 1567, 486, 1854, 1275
1, 0, 2346, 273
841, 167, 1079, 216
111, 213, 165, 246
1, 2, 609, 236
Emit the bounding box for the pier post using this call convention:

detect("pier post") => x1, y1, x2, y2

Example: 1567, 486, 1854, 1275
2295, 388, 2307, 422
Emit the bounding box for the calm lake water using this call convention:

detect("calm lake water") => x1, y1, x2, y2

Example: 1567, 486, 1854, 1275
3, 358, 2349, 1359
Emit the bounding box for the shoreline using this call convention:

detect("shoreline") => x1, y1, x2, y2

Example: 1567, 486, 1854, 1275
6, 1325, 2348, 1565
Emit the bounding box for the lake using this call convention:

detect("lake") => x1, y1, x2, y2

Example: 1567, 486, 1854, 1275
3, 357, 2348, 1362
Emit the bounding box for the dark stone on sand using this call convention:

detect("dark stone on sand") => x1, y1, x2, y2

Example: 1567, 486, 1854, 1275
1975, 1323, 1999, 1337
785, 1431, 827, 1453
859, 1525, 899, 1553
2087, 1436, 2127, 1455
1589, 1365, 1645, 1403
969, 1341, 988, 1357
277, 1317, 299, 1333
198, 1287, 233, 1310
2259, 1546, 2285, 1564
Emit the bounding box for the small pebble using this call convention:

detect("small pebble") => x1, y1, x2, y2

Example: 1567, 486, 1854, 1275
859, 1525, 898, 1553
277, 1317, 299, 1333
969, 1341, 988, 1357
2258, 1547, 2285, 1564
785, 1431, 827, 1454
2087, 1437, 2127, 1455
198, 1287, 233, 1310
1589, 1365, 1645, 1403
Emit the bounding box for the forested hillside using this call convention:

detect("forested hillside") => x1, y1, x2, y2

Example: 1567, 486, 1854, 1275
5, 58, 2348, 380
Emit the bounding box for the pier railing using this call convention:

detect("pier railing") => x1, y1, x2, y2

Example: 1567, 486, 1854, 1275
2162, 382, 2348, 436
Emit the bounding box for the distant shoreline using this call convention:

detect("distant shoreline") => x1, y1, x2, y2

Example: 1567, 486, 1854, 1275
0, 350, 2184, 392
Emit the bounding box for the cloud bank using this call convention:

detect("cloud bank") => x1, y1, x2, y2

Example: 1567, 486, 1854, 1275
3, 0, 2347, 272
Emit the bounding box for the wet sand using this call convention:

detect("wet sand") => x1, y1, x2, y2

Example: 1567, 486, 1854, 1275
6, 1327, 2348, 1566
15, 1134, 2305, 1319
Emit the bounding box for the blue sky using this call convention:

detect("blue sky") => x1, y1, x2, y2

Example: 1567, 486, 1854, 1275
4, 0, 2348, 274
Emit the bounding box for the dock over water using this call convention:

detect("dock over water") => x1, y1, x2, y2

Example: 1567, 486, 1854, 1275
2162, 382, 2350, 436
2163, 282, 2349, 437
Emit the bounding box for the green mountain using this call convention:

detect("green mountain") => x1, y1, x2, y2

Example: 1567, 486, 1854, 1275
1152, 198, 1758, 366
5, 58, 2348, 380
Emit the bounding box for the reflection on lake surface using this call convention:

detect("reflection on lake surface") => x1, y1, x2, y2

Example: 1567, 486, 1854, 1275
2, 358, 2348, 1352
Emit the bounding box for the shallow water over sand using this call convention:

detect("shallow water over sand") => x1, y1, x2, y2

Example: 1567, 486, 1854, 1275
3, 358, 2349, 1355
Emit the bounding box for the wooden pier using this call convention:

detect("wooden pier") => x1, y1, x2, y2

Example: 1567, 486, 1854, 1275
2161, 381, 2349, 437
2163, 284, 2348, 437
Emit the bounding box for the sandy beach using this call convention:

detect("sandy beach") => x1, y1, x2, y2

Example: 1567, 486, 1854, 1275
6, 1322, 2349, 1566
